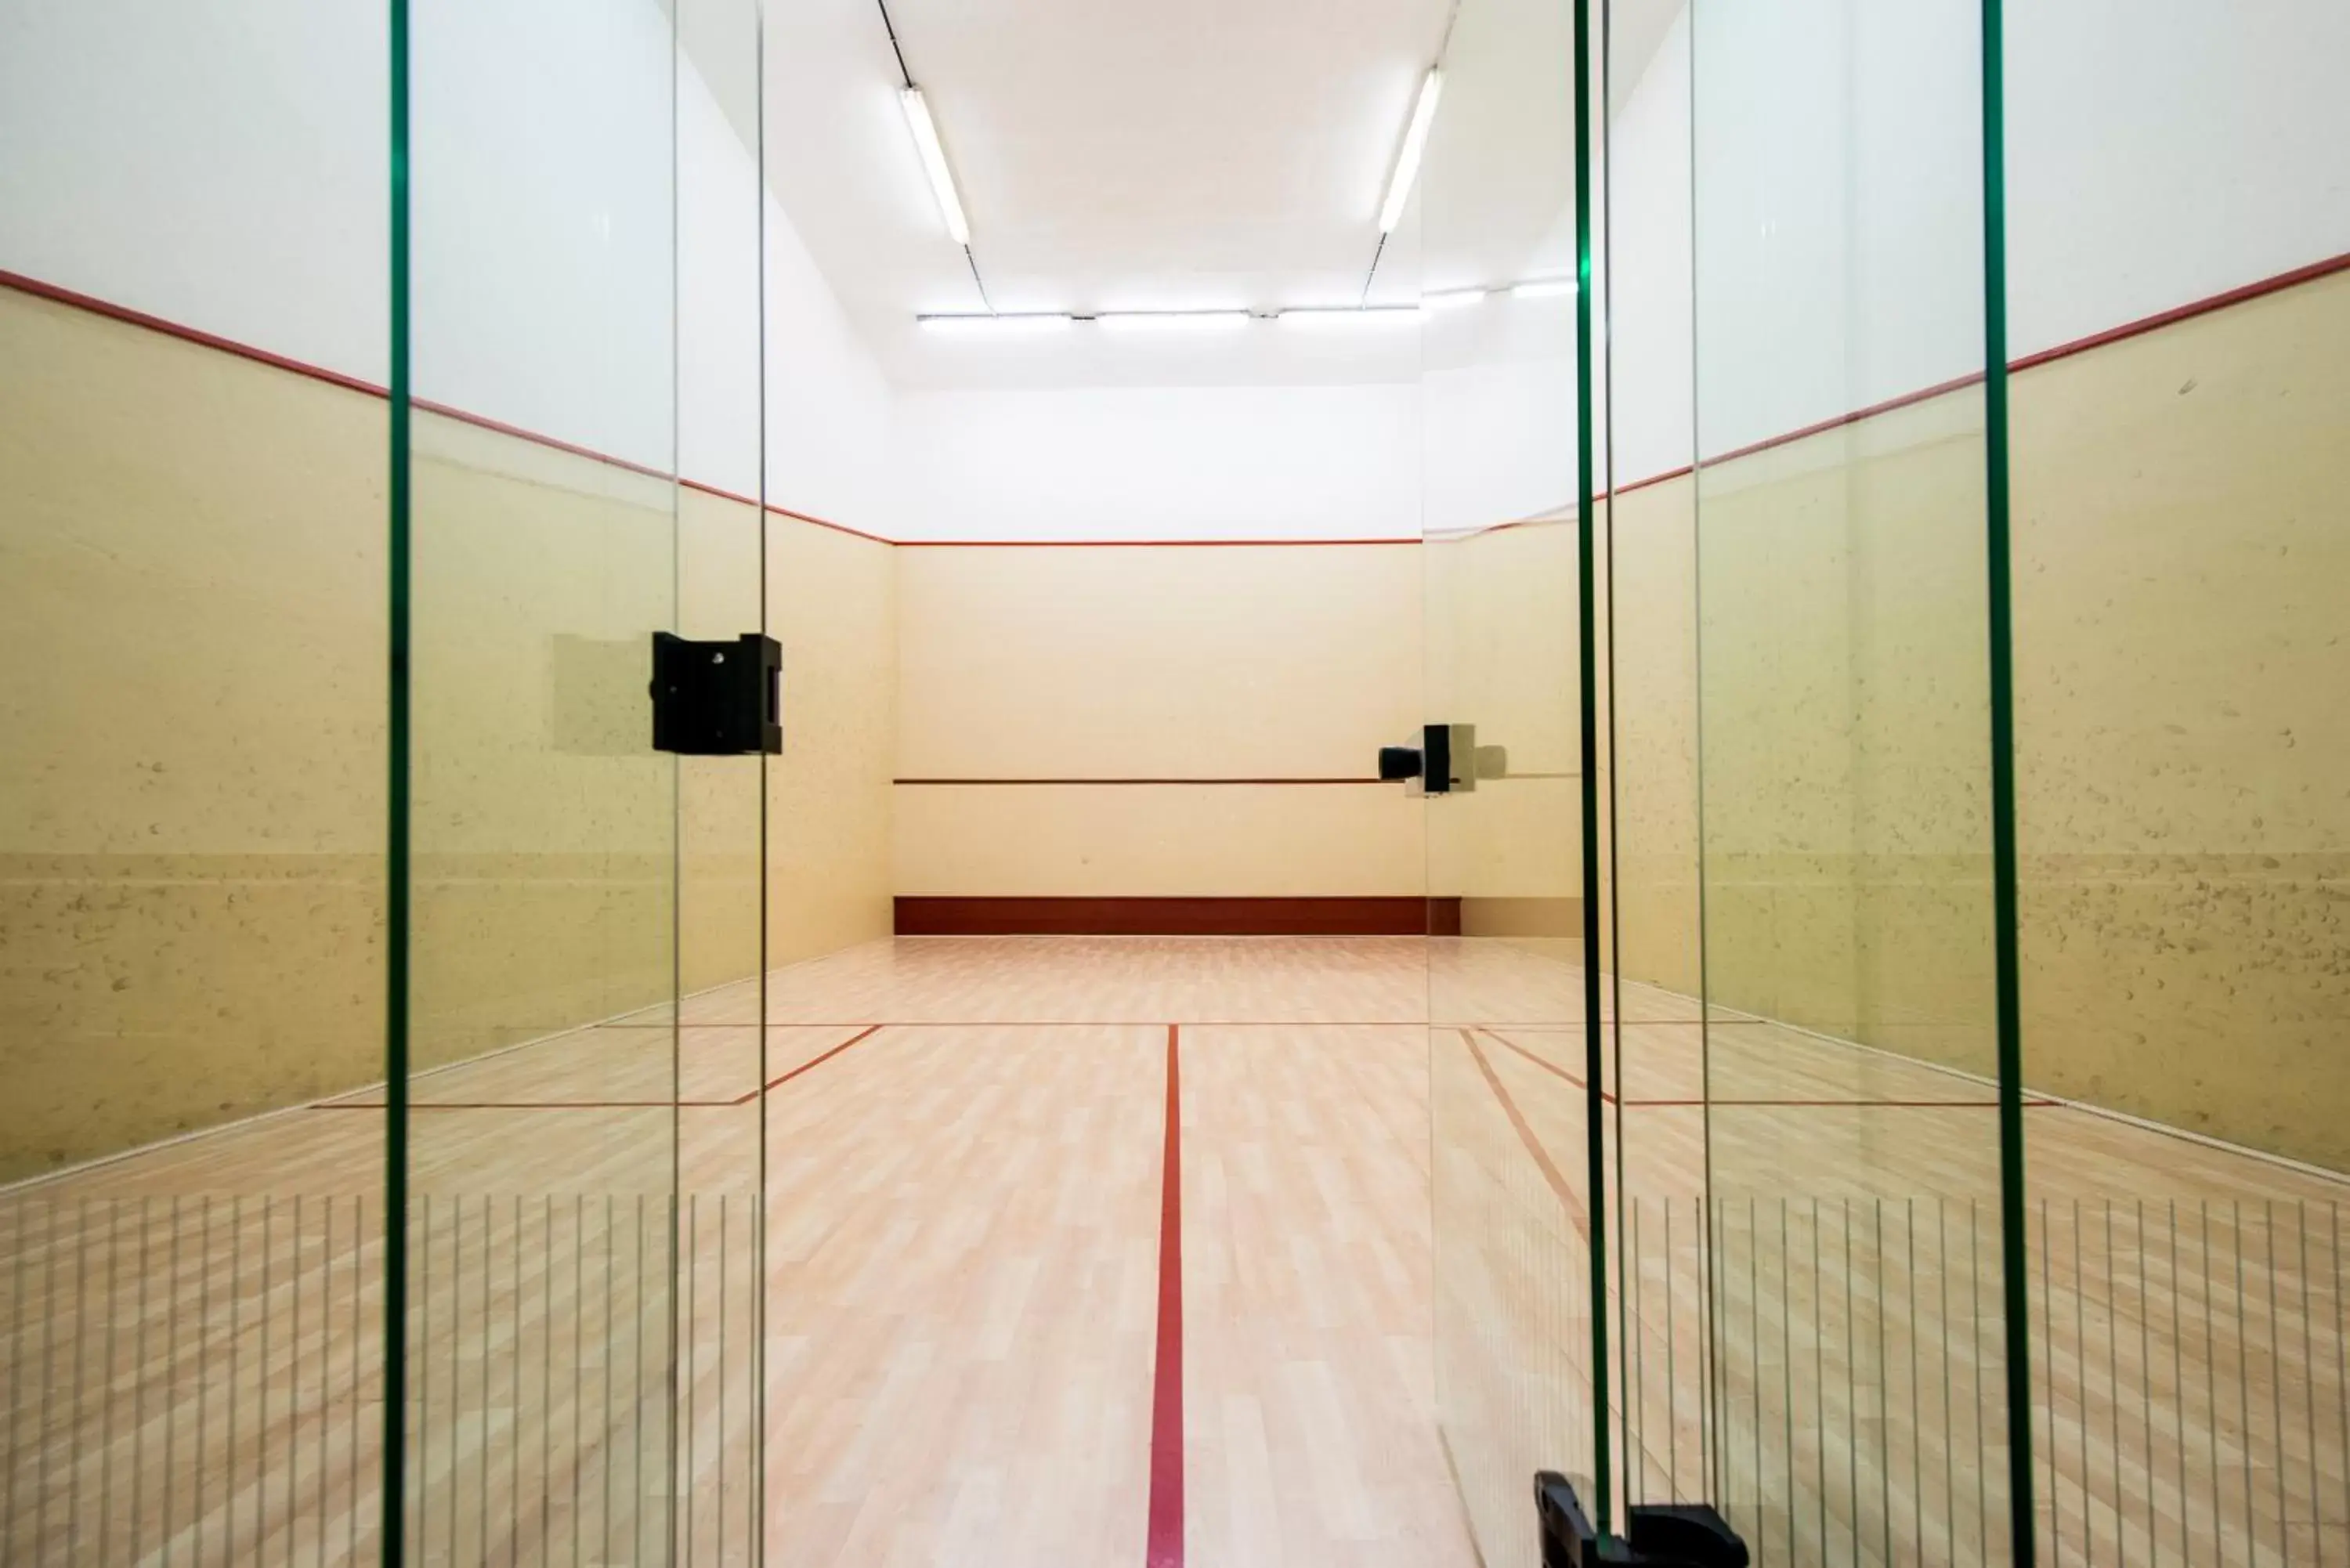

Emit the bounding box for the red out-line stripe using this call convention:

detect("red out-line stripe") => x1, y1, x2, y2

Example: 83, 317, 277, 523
1146, 1023, 1185, 1568
1408, 246, 2350, 543
13, 247, 2341, 550
0, 266, 889, 549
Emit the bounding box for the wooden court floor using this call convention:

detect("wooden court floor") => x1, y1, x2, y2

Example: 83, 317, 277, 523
3, 935, 2346, 1566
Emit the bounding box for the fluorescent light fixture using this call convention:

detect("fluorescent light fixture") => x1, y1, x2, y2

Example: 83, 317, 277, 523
1423, 286, 1488, 309
1094, 310, 1253, 332
1509, 276, 1577, 299
916, 313, 1074, 334
1278, 305, 1423, 328
899, 87, 970, 246
1377, 69, 1444, 233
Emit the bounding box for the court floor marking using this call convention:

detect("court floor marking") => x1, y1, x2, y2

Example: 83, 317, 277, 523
305, 1024, 885, 1111
1461, 1029, 1591, 1245
1723, 1006, 2350, 1188
1148, 1023, 1186, 1568
1480, 1028, 2054, 1111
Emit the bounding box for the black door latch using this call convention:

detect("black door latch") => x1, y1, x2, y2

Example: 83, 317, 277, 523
1536, 1473, 1748, 1568
649, 632, 782, 756
1378, 723, 1506, 793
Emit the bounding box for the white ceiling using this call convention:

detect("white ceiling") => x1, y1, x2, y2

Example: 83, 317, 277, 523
709, 0, 1681, 389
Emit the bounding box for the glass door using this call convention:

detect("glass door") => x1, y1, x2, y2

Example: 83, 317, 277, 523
1418, 0, 1607, 1559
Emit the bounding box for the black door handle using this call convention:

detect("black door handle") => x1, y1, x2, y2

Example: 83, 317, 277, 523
1379, 724, 1509, 793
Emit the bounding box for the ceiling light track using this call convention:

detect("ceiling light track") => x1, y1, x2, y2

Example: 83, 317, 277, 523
873, 0, 914, 90
911, 280, 1570, 334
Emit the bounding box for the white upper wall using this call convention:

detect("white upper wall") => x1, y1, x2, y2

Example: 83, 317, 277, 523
892, 383, 1422, 543
5, 0, 2344, 542
1598, 0, 2350, 482
0, 0, 389, 384
0, 0, 895, 531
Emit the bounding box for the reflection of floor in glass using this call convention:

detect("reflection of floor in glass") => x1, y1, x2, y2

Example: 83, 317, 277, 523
1452, 970, 2350, 1568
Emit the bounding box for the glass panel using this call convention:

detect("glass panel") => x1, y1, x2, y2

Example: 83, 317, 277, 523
2, 2, 390, 1557
1689, 2, 2012, 1564
2010, 5, 2350, 1559
674, 0, 768, 1557
1594, 0, 1714, 1530
403, 0, 684, 1558
1418, 0, 1600, 1556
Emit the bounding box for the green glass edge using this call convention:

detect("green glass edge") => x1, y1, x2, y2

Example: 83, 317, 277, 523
1979, 0, 2035, 1562
1571, 0, 1614, 1534
381, 0, 411, 1559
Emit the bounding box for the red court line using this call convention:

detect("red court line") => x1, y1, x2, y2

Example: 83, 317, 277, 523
900, 536, 1416, 549
309, 1024, 882, 1110
1461, 1030, 1590, 1243
891, 777, 1384, 786
1487, 1031, 1611, 1104
1147, 1024, 1186, 1568
1480, 1019, 1711, 1028
615, 1020, 1436, 1028
758, 1024, 885, 1094
313, 1100, 697, 1111
1626, 1098, 2058, 1110
1484, 1029, 2056, 1109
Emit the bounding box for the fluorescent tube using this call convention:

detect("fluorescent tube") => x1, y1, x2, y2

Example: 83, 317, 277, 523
1509, 277, 1577, 299
900, 87, 970, 246
1378, 70, 1444, 233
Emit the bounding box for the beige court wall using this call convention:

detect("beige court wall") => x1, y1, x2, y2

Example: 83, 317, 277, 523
0, 286, 895, 1182
1605, 266, 2350, 1169
1423, 517, 1584, 950
891, 543, 1426, 898
1, 287, 389, 1183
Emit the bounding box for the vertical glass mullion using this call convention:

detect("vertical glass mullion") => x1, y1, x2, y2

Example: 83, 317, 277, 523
1977, 0, 2034, 1559
382, 0, 413, 1558
1571, 0, 1614, 1534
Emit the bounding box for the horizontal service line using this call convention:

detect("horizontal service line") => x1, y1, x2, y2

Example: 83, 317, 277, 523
895, 536, 1417, 548
602, 1018, 1607, 1028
